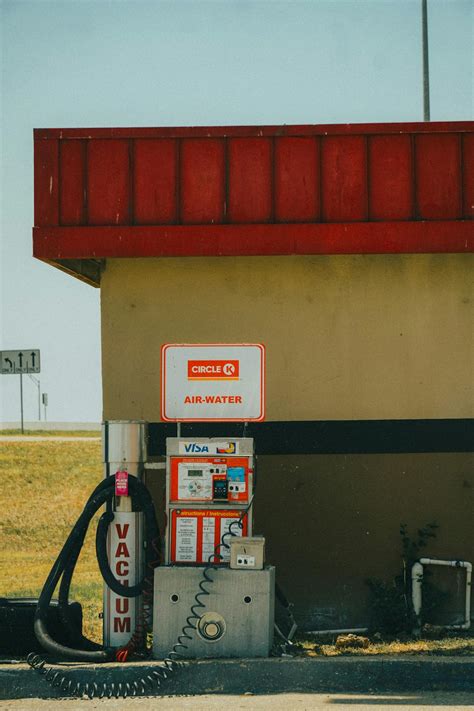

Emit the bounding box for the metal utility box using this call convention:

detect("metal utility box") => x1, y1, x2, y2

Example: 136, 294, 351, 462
230, 536, 265, 570
153, 566, 275, 659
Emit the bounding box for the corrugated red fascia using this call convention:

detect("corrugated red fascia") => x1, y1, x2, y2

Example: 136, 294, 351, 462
33, 121, 474, 283
34, 121, 474, 140
33, 222, 473, 260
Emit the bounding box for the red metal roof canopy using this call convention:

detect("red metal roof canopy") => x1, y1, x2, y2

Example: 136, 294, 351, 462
33, 121, 474, 286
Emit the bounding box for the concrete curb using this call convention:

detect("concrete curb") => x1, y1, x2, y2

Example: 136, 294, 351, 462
1, 656, 473, 700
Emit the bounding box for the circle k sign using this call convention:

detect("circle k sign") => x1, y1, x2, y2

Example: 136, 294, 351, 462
161, 344, 265, 422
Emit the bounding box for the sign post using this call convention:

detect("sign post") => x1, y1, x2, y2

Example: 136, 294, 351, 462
42, 393, 48, 422
20, 373, 24, 434
0, 350, 41, 432
27, 373, 41, 421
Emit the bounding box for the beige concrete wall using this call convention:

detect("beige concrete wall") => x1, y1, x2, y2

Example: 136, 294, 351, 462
102, 253, 473, 627
101, 254, 473, 422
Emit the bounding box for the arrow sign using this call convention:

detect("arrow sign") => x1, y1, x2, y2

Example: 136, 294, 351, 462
0, 349, 41, 374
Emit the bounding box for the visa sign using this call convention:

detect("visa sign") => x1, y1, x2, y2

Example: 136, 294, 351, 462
178, 441, 239, 455
184, 443, 209, 453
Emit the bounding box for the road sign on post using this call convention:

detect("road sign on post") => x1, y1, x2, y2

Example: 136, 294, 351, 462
1, 350, 41, 374
1, 350, 41, 433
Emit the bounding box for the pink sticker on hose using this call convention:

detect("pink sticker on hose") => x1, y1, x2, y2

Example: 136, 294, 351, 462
115, 470, 129, 496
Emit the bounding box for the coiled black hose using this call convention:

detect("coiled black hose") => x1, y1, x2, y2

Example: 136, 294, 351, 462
28, 475, 160, 663
28, 472, 294, 698
28, 499, 250, 699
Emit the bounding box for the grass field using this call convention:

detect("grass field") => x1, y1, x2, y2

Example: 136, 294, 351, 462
0, 438, 103, 642
0, 430, 100, 437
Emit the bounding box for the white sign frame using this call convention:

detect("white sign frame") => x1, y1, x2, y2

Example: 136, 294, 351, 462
161, 343, 265, 422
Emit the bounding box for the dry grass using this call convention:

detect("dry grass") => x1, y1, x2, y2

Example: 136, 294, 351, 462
296, 636, 474, 657
0, 440, 103, 642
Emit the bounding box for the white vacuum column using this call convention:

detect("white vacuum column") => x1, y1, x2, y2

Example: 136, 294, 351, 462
102, 420, 147, 647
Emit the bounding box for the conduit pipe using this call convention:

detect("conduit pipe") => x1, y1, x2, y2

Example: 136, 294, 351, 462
307, 628, 368, 637
412, 558, 472, 630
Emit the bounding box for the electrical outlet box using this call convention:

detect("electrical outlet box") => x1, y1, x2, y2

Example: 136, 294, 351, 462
230, 536, 265, 570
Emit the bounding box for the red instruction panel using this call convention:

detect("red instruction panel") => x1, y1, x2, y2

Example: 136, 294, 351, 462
170, 509, 248, 565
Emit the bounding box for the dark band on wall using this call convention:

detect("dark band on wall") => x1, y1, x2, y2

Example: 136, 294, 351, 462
148, 419, 473, 457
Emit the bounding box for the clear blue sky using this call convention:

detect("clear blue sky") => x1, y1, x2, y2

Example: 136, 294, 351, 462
1, 0, 472, 423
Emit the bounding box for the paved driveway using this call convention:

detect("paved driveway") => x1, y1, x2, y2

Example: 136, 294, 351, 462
1, 692, 473, 710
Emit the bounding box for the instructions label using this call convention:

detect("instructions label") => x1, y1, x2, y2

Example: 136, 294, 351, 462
170, 509, 248, 564
175, 517, 198, 562
202, 517, 216, 563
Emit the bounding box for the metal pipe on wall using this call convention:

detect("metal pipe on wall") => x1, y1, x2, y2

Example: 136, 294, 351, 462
412, 558, 472, 630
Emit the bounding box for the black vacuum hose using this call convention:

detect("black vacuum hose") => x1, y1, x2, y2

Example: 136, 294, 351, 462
57, 520, 103, 652
31, 475, 160, 662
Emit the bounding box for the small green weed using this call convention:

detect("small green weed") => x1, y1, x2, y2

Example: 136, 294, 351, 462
366, 522, 448, 635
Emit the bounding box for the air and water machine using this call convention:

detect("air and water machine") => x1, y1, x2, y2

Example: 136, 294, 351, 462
152, 436, 274, 658
102, 423, 275, 658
